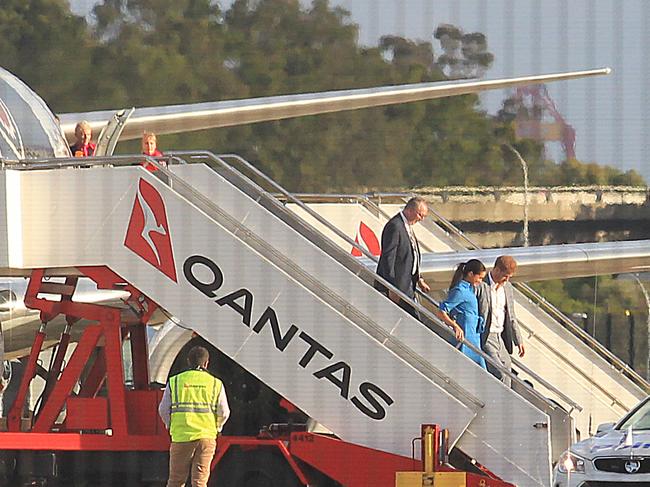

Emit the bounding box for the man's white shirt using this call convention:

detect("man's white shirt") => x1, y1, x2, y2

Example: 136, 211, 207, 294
488, 272, 506, 334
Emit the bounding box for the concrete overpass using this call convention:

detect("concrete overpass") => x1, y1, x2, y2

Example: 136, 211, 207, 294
411, 186, 650, 247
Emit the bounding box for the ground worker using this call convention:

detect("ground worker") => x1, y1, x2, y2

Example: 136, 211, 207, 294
158, 345, 230, 487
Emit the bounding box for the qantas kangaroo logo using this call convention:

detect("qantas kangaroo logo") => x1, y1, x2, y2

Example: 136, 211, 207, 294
351, 221, 381, 257
124, 178, 178, 282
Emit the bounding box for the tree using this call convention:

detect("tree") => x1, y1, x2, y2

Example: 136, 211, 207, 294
434, 24, 494, 79
217, 0, 413, 190
530, 275, 648, 373
0, 0, 95, 111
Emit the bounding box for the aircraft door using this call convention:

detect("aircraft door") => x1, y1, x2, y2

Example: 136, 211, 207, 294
94, 108, 135, 156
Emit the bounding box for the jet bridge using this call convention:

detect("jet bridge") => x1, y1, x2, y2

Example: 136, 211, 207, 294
0, 154, 567, 487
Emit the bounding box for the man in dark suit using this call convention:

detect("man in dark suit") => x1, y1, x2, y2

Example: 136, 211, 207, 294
375, 197, 430, 316
476, 255, 526, 387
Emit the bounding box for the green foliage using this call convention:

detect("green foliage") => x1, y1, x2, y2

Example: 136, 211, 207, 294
557, 159, 646, 186
0, 0, 643, 190
529, 276, 648, 373
434, 24, 494, 79
0, 0, 95, 111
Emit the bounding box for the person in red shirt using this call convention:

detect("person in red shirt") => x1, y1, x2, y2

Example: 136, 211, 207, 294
69, 121, 96, 157
141, 131, 163, 171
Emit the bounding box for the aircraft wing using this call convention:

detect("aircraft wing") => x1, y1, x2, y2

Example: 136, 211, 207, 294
0, 278, 165, 359
364, 240, 650, 290
58, 68, 610, 143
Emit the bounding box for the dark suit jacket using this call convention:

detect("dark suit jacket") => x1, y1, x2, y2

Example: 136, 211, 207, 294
374, 213, 419, 298
476, 276, 523, 354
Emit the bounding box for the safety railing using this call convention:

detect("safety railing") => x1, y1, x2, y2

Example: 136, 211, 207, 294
361, 192, 650, 410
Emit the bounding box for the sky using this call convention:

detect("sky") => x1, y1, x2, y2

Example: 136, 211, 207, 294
69, 0, 650, 181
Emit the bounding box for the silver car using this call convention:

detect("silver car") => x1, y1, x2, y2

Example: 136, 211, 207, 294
553, 395, 650, 486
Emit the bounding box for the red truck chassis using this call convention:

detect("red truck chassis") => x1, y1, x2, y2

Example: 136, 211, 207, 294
0, 267, 513, 487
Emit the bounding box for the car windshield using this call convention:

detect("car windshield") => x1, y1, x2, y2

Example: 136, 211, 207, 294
618, 398, 650, 431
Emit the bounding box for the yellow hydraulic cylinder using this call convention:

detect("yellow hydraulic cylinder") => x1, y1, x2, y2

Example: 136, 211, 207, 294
396, 425, 467, 486
423, 425, 435, 473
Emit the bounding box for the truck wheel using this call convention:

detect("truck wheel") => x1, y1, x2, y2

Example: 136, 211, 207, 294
212, 450, 302, 487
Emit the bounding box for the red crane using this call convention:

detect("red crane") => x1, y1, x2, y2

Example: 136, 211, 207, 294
512, 84, 576, 160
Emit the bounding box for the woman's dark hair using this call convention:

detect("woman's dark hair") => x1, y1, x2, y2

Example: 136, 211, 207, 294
449, 259, 486, 289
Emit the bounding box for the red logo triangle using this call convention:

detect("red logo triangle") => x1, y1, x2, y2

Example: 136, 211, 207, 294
351, 221, 381, 257
124, 178, 177, 282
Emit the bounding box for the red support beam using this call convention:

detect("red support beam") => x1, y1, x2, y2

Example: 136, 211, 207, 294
57, 299, 115, 323
24, 269, 58, 321
40, 328, 72, 407
0, 432, 168, 451
102, 311, 128, 436
6, 329, 45, 432
32, 325, 101, 433
78, 348, 106, 398
79, 266, 160, 323
274, 440, 311, 486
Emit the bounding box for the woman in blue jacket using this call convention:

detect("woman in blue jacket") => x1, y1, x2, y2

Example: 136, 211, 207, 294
436, 259, 487, 368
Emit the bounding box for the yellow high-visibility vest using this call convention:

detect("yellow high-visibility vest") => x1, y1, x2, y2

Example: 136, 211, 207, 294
169, 369, 223, 442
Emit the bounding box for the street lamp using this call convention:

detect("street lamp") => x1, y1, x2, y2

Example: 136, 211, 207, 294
631, 274, 650, 380
618, 273, 650, 379
505, 144, 529, 247
625, 309, 636, 368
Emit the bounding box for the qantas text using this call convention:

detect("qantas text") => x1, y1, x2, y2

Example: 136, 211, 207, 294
183, 254, 394, 421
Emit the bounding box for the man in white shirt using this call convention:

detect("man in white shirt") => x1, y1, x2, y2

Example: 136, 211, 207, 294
476, 256, 525, 386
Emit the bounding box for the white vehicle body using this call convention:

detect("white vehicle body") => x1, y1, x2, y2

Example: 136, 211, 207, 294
553, 395, 650, 487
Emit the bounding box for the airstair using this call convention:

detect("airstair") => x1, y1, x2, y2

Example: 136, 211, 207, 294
0, 154, 579, 487
276, 191, 649, 441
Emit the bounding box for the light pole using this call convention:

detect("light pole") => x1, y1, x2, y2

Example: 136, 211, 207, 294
505, 144, 529, 247
632, 274, 650, 380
